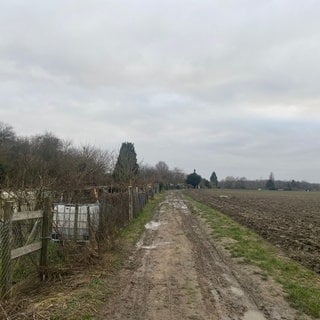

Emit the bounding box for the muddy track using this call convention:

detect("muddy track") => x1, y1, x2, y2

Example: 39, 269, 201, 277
99, 192, 310, 320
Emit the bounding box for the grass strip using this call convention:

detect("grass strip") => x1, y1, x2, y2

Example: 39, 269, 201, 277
49, 192, 166, 320
118, 192, 166, 244
185, 195, 320, 318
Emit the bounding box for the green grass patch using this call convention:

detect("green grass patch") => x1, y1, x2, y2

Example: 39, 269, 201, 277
185, 195, 320, 318
118, 192, 166, 244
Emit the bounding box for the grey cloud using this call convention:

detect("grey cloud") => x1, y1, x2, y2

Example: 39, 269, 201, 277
1, 0, 320, 181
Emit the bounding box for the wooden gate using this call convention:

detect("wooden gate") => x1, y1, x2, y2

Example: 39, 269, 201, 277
0, 198, 52, 298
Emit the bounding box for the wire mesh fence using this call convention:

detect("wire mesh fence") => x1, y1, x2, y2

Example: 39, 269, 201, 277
47, 188, 152, 270
0, 203, 12, 299
0, 185, 159, 299
0, 200, 47, 298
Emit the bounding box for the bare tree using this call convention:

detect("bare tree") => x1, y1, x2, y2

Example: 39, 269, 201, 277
0, 124, 115, 203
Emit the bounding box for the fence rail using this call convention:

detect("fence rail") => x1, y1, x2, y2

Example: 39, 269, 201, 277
12, 210, 43, 222
0, 198, 51, 298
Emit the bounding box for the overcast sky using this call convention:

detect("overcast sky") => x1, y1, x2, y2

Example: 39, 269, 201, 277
1, 1, 320, 182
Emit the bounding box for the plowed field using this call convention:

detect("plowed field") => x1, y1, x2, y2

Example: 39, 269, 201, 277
184, 189, 320, 272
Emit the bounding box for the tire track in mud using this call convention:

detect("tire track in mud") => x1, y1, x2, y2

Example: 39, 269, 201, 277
172, 194, 264, 320
99, 192, 310, 320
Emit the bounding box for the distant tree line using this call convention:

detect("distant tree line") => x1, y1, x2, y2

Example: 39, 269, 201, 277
4, 121, 314, 194
183, 168, 320, 191
0, 122, 186, 196
218, 174, 320, 191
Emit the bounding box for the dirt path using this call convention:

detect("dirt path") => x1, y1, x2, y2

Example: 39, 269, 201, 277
99, 192, 310, 320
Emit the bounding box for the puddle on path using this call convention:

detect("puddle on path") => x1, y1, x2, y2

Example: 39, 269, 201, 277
242, 310, 266, 320
140, 245, 157, 250
140, 241, 172, 250
136, 240, 172, 250
172, 200, 188, 210
145, 221, 162, 230
136, 239, 157, 250
230, 286, 244, 297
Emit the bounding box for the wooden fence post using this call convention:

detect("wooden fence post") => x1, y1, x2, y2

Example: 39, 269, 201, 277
74, 204, 79, 241
87, 206, 91, 241
1, 201, 13, 299
39, 197, 51, 281
97, 199, 106, 256
128, 186, 133, 221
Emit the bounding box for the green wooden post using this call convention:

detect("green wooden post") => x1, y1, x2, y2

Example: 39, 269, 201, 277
1, 201, 13, 298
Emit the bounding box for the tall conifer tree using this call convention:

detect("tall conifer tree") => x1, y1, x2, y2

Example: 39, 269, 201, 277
113, 142, 139, 184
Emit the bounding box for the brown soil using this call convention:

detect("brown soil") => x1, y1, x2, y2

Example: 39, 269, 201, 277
185, 189, 320, 272
98, 191, 310, 320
